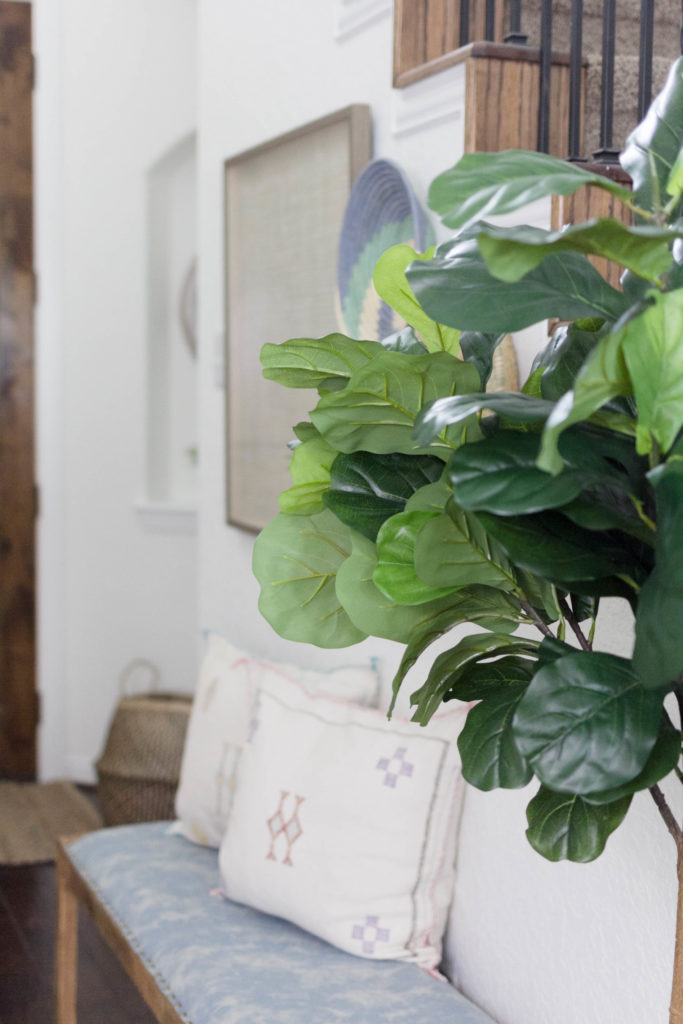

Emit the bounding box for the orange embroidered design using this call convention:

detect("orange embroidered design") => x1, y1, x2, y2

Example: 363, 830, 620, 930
266, 790, 305, 866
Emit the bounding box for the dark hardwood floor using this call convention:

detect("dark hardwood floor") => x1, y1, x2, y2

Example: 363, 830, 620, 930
0, 792, 156, 1024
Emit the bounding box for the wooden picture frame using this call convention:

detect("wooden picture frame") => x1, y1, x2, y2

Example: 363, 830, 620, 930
223, 105, 372, 532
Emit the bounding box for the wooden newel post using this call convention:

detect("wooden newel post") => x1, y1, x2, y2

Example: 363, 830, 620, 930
670, 846, 683, 1023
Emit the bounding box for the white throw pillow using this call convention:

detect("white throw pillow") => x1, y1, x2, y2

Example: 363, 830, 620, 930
218, 675, 467, 970
173, 633, 380, 847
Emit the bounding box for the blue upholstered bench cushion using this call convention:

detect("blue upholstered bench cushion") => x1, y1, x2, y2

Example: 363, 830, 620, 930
66, 822, 496, 1024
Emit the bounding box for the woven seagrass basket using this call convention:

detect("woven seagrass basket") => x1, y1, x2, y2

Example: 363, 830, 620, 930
95, 661, 193, 826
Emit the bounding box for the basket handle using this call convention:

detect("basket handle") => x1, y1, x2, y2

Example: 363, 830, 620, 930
119, 658, 162, 696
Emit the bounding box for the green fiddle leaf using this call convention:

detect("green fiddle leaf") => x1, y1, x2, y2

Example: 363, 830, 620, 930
292, 421, 321, 443
278, 435, 337, 515
459, 331, 507, 388
379, 326, 428, 355
261, 334, 385, 390
513, 651, 663, 793
323, 451, 444, 541
538, 322, 632, 474
311, 349, 481, 458
410, 633, 538, 726
525, 787, 631, 863
583, 713, 681, 805
373, 244, 461, 354
252, 509, 367, 648
621, 289, 683, 456
387, 587, 521, 715
335, 531, 465, 643
477, 219, 679, 286
532, 320, 604, 402
413, 392, 554, 446
536, 635, 577, 666
429, 150, 633, 231
404, 477, 451, 514
373, 510, 456, 606
449, 657, 535, 790
414, 506, 518, 591
476, 509, 635, 584
666, 144, 683, 202
621, 56, 683, 217
446, 430, 624, 517
407, 234, 629, 333
634, 452, 683, 690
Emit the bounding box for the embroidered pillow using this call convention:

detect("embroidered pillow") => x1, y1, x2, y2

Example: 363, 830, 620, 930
218, 675, 467, 970
174, 633, 380, 847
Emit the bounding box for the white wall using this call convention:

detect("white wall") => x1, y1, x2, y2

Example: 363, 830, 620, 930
196, 4, 681, 1023
34, 0, 199, 781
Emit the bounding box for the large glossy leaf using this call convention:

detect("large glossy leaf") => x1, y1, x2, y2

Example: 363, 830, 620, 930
525, 787, 631, 863
380, 326, 428, 355
252, 509, 367, 648
538, 323, 632, 474
477, 220, 678, 285
428, 150, 633, 231
531, 320, 604, 402
621, 56, 683, 217
335, 531, 467, 642
261, 334, 385, 389
373, 510, 456, 605
449, 657, 535, 790
513, 651, 663, 793
446, 430, 627, 517
373, 245, 461, 354
278, 434, 337, 515
414, 392, 554, 446
407, 235, 629, 333
414, 506, 518, 591
459, 331, 508, 388
387, 587, 521, 714
476, 509, 635, 584
634, 452, 683, 690
323, 451, 443, 540
621, 289, 683, 456
311, 350, 481, 458
583, 713, 681, 804
410, 634, 538, 725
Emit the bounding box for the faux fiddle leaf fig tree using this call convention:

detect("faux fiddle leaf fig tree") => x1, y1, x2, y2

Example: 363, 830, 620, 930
253, 58, 683, 1018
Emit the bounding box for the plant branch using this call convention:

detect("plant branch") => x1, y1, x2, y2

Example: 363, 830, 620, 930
557, 598, 592, 651
520, 600, 554, 639
650, 784, 683, 850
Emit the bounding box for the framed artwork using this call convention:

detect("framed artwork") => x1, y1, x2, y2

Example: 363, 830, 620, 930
224, 105, 372, 532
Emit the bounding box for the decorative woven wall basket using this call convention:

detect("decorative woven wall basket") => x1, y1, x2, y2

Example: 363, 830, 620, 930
95, 660, 193, 826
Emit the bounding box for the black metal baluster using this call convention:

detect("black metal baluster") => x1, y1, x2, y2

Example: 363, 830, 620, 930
484, 0, 496, 41
593, 0, 619, 162
568, 0, 584, 159
505, 0, 528, 45
537, 0, 552, 153
637, 0, 654, 120
459, 0, 470, 47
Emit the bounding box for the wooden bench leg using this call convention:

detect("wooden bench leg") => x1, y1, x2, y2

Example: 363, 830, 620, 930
55, 845, 79, 1024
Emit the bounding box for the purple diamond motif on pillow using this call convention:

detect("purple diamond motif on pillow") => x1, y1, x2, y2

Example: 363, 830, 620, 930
351, 915, 391, 955
376, 746, 414, 788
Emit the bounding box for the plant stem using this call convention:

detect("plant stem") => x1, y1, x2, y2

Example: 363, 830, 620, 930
670, 850, 683, 1023
650, 784, 682, 847
520, 600, 553, 639
557, 598, 592, 651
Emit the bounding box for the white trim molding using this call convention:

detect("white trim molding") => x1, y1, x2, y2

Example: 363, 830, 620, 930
391, 61, 467, 136
133, 500, 198, 535
334, 0, 393, 40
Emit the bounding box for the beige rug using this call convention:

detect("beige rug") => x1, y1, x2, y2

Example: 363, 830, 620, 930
0, 780, 103, 865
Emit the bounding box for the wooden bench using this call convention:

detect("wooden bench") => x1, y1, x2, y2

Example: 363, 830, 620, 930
55, 822, 496, 1024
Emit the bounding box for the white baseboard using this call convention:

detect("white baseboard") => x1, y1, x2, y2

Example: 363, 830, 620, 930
334, 0, 392, 40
